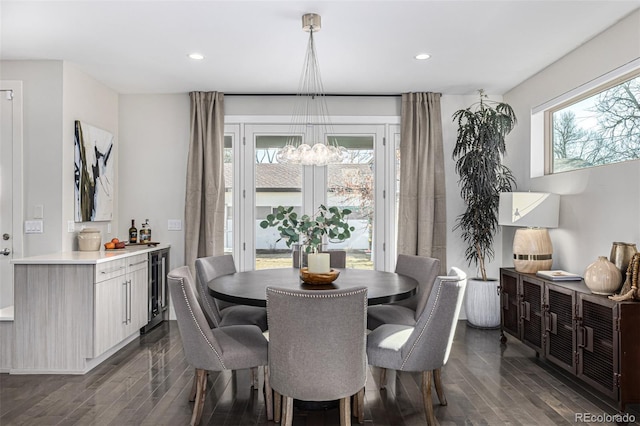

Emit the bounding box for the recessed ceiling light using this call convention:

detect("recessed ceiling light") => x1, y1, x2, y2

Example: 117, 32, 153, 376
188, 53, 204, 60
415, 53, 431, 60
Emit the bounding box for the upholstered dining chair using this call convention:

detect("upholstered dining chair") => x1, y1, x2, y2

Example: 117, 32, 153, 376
267, 286, 368, 426
292, 249, 347, 269
366, 267, 467, 425
195, 255, 268, 331
167, 266, 272, 425
367, 254, 440, 330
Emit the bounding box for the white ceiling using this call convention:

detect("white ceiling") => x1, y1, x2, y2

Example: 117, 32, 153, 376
2, 1, 639, 95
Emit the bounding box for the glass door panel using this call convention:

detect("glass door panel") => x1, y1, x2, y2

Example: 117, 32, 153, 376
255, 134, 303, 269
327, 135, 374, 269
223, 134, 233, 254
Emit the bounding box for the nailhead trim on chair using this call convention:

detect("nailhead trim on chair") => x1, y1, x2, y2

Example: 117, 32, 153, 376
401, 281, 443, 370
267, 287, 367, 299
400, 275, 463, 370
175, 275, 226, 368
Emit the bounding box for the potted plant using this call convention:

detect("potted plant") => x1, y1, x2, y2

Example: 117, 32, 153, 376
259, 205, 355, 272
452, 90, 517, 328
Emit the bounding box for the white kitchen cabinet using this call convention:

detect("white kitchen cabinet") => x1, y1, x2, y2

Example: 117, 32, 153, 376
94, 254, 148, 357
11, 245, 168, 374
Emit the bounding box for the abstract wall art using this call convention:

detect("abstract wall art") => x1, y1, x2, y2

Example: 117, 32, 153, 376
74, 120, 114, 222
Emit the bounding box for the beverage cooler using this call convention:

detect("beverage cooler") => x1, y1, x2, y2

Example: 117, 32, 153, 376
141, 247, 170, 333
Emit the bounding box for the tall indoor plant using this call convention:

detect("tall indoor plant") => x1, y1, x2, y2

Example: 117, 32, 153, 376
452, 90, 517, 328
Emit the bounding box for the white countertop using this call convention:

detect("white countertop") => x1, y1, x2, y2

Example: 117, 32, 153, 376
11, 243, 170, 265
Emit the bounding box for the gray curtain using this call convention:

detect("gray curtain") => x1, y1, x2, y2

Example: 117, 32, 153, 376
185, 92, 225, 272
397, 92, 446, 274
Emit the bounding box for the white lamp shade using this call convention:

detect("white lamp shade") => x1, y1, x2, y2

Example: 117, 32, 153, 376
499, 192, 559, 228
499, 192, 560, 273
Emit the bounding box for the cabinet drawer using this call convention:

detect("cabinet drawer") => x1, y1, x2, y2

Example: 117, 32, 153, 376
126, 254, 148, 273
95, 259, 127, 283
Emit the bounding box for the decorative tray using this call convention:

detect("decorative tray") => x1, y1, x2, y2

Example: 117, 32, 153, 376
299, 268, 340, 285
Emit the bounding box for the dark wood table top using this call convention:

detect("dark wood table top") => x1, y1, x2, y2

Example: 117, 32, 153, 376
208, 268, 418, 307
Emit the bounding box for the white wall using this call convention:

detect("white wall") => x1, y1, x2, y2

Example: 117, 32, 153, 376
0, 61, 64, 256
0, 60, 119, 256
503, 10, 640, 275
118, 94, 190, 271
62, 62, 119, 251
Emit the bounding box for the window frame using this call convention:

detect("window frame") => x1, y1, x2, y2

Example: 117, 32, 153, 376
531, 58, 640, 177
225, 115, 400, 271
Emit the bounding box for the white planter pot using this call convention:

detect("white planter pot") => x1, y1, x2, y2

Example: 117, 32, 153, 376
464, 277, 500, 329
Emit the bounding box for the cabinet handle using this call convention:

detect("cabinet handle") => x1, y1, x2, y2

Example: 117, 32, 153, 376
122, 281, 128, 324
101, 265, 126, 274
129, 260, 147, 267
128, 280, 132, 323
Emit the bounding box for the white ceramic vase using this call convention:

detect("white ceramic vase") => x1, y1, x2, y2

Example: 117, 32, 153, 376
584, 256, 622, 295
464, 277, 501, 329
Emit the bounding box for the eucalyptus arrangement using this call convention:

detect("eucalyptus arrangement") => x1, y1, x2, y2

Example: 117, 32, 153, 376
259, 205, 355, 253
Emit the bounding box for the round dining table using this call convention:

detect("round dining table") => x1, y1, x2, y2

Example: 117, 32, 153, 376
208, 267, 417, 307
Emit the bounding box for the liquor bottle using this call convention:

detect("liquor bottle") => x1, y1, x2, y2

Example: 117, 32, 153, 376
128, 219, 138, 244
140, 219, 151, 243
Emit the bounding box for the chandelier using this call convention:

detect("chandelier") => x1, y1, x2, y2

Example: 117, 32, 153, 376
276, 13, 346, 166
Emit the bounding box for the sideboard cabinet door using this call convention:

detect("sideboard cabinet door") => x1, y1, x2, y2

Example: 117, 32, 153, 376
576, 294, 618, 401
544, 283, 575, 373
499, 269, 520, 342
520, 276, 544, 353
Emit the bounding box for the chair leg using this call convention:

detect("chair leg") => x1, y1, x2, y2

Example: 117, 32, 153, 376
421, 370, 436, 426
379, 367, 387, 389
339, 396, 351, 426
188, 368, 198, 402
433, 367, 447, 406
282, 395, 294, 426
274, 390, 282, 423
191, 368, 207, 426
264, 366, 273, 421
251, 366, 260, 390
354, 388, 364, 424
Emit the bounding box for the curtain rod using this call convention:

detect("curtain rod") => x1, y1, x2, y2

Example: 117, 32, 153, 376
224, 93, 401, 97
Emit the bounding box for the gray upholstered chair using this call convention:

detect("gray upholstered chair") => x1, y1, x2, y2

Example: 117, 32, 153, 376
366, 254, 440, 330
267, 286, 368, 426
292, 249, 347, 269
366, 267, 467, 425
167, 266, 272, 425
195, 255, 268, 331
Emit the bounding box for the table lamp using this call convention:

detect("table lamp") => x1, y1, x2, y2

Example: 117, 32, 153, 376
499, 192, 560, 273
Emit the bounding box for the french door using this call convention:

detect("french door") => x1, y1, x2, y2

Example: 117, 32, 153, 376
225, 121, 397, 272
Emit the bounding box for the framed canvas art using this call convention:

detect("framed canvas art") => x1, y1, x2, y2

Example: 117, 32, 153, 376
74, 120, 114, 222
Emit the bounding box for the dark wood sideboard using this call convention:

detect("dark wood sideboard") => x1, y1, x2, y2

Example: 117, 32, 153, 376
499, 268, 640, 412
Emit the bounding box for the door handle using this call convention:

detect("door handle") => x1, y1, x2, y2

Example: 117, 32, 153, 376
1, 248, 10, 256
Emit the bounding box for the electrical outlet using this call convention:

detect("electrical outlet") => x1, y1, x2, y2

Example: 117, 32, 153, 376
168, 219, 182, 231
25, 220, 44, 234
68, 221, 75, 232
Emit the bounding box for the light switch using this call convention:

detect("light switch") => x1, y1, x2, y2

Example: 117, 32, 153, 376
34, 205, 44, 219
168, 219, 182, 231
68, 221, 75, 233
25, 220, 44, 234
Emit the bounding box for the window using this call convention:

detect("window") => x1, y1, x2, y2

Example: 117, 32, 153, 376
546, 69, 640, 173
225, 118, 399, 272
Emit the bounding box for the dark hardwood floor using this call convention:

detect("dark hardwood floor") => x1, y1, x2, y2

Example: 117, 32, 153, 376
1, 321, 638, 425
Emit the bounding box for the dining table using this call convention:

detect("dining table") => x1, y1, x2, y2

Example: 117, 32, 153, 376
207, 267, 418, 307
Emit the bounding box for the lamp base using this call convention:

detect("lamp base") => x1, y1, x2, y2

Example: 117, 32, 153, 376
513, 228, 553, 273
